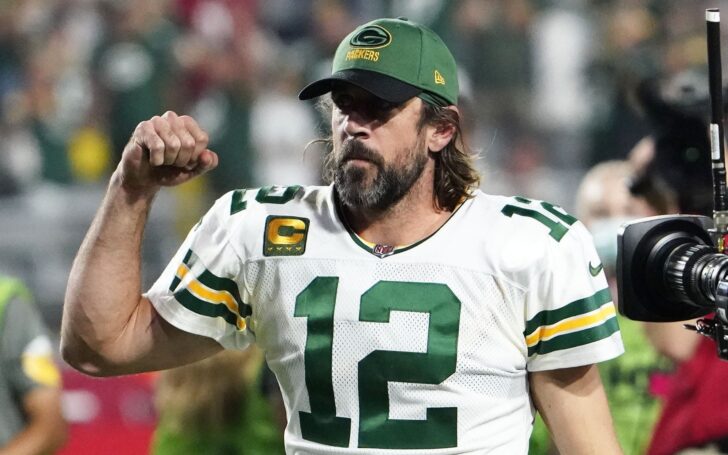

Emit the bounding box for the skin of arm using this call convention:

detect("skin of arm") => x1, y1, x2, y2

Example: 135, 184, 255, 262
530, 364, 623, 455
642, 321, 701, 364
0, 388, 67, 455
61, 111, 223, 377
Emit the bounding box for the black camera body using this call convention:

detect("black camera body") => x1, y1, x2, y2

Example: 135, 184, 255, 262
617, 215, 728, 358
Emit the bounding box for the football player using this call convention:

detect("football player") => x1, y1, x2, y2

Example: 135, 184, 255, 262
62, 18, 624, 454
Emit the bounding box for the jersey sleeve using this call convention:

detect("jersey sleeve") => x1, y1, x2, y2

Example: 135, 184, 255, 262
1, 298, 61, 398
146, 190, 255, 350
524, 219, 624, 371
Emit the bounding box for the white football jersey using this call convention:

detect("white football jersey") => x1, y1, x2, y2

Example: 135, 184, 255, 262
147, 185, 623, 455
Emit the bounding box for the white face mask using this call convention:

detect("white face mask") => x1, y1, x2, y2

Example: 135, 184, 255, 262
589, 217, 635, 276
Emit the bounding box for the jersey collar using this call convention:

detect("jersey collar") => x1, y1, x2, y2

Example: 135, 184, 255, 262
332, 186, 469, 259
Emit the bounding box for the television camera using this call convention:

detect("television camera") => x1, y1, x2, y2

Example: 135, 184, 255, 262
617, 8, 728, 359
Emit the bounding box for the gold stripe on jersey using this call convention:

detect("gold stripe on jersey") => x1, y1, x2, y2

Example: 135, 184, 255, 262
524, 288, 619, 356
525, 302, 616, 347
170, 250, 251, 331
184, 265, 247, 327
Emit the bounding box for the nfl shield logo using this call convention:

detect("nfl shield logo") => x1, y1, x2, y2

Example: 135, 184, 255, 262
372, 244, 395, 258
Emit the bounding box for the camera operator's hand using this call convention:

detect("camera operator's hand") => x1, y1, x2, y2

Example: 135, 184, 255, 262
117, 111, 218, 197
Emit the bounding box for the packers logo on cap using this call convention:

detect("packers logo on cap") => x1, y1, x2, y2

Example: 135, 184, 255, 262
299, 17, 459, 106
350, 25, 392, 48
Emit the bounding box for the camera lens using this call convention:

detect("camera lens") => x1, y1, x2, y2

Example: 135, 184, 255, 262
663, 243, 728, 308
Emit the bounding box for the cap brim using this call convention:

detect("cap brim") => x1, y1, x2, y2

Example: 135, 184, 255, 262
298, 69, 421, 103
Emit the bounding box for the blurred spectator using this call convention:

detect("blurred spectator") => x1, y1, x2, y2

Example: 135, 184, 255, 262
91, 0, 180, 163
647, 330, 728, 455
1, 0, 722, 207
622, 85, 728, 453
152, 348, 284, 455
0, 2, 42, 194
531, 1, 593, 169
0, 275, 66, 454
628, 73, 713, 216
576, 159, 675, 277
446, 0, 534, 169
587, 1, 660, 167
574, 160, 670, 454
251, 48, 321, 187
169, 0, 261, 233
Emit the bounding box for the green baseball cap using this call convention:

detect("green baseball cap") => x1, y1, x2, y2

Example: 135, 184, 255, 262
299, 17, 458, 106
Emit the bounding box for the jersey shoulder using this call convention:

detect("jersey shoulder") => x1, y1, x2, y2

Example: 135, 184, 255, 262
201, 184, 334, 260
469, 191, 594, 249
463, 191, 598, 282
204, 184, 332, 230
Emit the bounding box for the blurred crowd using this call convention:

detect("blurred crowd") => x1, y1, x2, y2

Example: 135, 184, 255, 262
2, 1, 728, 454
0, 0, 723, 202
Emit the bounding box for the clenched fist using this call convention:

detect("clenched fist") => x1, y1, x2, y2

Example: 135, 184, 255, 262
117, 111, 219, 194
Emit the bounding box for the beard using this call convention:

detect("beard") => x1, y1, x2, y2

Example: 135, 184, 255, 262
333, 138, 428, 212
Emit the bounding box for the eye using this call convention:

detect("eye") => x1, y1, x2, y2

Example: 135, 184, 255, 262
374, 99, 397, 112
332, 93, 353, 110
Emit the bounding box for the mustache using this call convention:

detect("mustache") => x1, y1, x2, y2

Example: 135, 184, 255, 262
338, 140, 384, 167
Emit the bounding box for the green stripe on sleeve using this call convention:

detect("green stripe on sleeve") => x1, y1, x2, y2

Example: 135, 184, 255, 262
196, 269, 251, 317
169, 249, 252, 325
175, 288, 241, 328
168, 250, 194, 292
527, 316, 620, 356
525, 288, 612, 336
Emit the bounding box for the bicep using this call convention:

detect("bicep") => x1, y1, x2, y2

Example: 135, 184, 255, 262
140, 297, 224, 371
529, 365, 622, 455
76, 296, 223, 376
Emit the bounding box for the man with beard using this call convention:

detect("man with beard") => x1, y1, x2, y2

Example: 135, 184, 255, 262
61, 18, 624, 454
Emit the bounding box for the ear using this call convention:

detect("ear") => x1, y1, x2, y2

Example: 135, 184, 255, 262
426, 105, 459, 153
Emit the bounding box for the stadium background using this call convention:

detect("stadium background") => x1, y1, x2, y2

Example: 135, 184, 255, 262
0, 0, 724, 453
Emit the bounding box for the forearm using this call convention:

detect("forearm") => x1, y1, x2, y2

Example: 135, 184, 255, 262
643, 321, 700, 363
0, 389, 67, 455
61, 171, 159, 374
530, 365, 623, 454
0, 425, 65, 455
62, 112, 222, 375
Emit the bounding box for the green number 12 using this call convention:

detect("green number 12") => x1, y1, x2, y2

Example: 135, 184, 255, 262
501, 197, 577, 241
294, 277, 461, 449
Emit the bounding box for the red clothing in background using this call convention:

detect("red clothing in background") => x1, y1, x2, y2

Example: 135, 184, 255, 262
648, 335, 728, 455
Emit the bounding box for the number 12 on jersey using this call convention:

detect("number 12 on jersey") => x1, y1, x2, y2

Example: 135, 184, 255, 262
294, 277, 462, 449
501, 197, 577, 242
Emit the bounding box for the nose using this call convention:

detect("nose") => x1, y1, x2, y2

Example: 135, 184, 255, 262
341, 110, 371, 140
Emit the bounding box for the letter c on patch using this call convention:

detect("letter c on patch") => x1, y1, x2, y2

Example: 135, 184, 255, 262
267, 218, 306, 245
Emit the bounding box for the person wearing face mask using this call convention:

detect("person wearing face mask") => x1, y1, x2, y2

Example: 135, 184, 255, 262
575, 159, 677, 455
626, 129, 728, 454
624, 73, 728, 452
